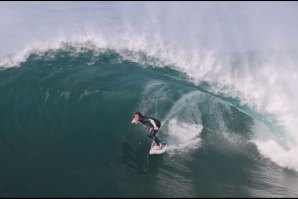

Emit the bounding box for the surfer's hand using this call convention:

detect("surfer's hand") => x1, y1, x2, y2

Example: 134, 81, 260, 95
154, 126, 159, 130
131, 118, 137, 124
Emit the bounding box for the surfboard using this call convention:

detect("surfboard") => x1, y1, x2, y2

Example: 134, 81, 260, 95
149, 142, 167, 155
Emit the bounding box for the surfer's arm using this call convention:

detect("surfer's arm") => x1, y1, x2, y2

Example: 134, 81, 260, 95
149, 119, 159, 130
131, 118, 138, 124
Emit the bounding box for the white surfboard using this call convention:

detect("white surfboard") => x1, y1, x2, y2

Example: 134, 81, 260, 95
149, 142, 167, 155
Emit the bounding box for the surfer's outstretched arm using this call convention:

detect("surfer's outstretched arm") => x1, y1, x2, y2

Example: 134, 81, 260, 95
131, 118, 138, 124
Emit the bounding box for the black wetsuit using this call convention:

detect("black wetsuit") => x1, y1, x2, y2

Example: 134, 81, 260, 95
139, 116, 161, 146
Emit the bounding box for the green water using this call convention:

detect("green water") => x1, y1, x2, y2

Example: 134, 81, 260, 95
0, 49, 297, 197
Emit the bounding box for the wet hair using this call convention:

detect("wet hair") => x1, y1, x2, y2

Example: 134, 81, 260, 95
134, 112, 143, 117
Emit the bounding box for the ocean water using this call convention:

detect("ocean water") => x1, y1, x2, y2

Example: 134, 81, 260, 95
0, 2, 298, 197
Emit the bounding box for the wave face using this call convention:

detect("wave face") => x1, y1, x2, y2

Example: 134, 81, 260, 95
0, 49, 297, 197
0, 2, 298, 197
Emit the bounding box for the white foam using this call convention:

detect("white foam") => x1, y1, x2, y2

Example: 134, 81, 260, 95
160, 91, 206, 154
254, 139, 298, 171
165, 118, 202, 155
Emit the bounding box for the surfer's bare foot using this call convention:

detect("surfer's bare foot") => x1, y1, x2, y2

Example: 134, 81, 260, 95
155, 145, 161, 150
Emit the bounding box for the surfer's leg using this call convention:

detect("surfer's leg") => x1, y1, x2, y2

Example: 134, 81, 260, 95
148, 128, 160, 146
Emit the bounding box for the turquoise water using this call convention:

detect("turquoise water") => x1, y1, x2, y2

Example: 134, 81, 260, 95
0, 49, 297, 197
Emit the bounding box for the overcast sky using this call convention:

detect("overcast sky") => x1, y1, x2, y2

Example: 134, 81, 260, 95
0, 2, 297, 56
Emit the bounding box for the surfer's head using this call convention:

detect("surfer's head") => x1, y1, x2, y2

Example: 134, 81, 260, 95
134, 112, 142, 121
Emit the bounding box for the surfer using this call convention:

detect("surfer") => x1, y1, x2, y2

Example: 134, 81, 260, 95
131, 112, 162, 150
